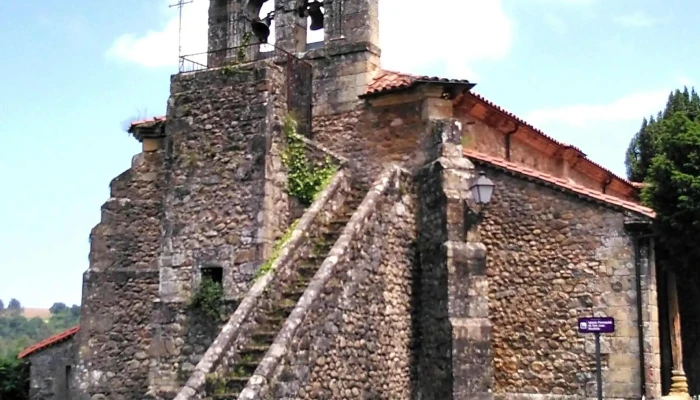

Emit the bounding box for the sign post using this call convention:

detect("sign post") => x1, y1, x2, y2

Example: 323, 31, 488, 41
578, 317, 615, 400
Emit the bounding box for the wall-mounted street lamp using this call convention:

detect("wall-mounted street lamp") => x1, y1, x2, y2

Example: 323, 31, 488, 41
470, 171, 495, 205
466, 171, 495, 226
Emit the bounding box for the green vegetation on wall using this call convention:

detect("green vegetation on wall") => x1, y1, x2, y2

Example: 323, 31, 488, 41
190, 276, 225, 322
281, 114, 336, 205
254, 219, 299, 281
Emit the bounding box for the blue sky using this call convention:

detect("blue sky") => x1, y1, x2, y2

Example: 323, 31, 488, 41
0, 0, 697, 308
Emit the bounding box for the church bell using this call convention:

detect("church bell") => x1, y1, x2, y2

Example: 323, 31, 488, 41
251, 11, 274, 43
307, 1, 324, 31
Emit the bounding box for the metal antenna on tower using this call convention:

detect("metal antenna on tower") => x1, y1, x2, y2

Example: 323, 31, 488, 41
170, 0, 194, 71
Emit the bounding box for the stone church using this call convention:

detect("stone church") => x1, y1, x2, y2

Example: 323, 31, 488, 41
18, 0, 690, 399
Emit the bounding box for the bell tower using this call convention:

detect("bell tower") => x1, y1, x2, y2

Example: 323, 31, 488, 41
207, 0, 380, 115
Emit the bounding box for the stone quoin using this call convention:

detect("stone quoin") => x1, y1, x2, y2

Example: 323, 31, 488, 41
20, 0, 676, 399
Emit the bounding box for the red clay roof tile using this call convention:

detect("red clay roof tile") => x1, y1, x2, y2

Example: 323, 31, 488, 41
363, 69, 473, 96
18, 325, 80, 359
464, 149, 655, 218
364, 70, 636, 193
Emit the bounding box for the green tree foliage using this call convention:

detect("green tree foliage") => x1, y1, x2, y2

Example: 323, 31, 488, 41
0, 357, 29, 400
626, 87, 700, 182
49, 302, 67, 315
7, 299, 21, 312
0, 300, 4, 311
640, 112, 700, 268
0, 300, 81, 399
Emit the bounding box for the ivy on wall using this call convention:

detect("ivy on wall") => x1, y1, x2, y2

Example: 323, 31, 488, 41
281, 114, 336, 205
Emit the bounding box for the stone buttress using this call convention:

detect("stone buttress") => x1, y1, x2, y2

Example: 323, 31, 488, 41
416, 112, 494, 398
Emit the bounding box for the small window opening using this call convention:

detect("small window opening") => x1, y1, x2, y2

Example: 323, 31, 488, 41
64, 365, 72, 394
201, 265, 224, 284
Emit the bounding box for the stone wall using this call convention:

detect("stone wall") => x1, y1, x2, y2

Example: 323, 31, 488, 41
258, 169, 417, 399
75, 136, 166, 399
312, 101, 427, 186
75, 269, 159, 399
27, 338, 76, 400
148, 60, 298, 395
475, 165, 660, 399
159, 62, 290, 303
88, 151, 165, 272
171, 168, 351, 400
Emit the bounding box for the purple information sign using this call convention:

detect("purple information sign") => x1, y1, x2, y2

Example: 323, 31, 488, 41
578, 317, 615, 334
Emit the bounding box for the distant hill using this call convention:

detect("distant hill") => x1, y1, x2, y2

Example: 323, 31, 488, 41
21, 309, 51, 320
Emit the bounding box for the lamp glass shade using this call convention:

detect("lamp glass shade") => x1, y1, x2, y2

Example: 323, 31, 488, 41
470, 172, 495, 205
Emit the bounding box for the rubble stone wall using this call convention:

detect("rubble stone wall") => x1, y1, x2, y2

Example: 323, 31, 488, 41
159, 62, 290, 303
475, 165, 659, 399
75, 139, 166, 399
27, 338, 76, 400
312, 102, 427, 186
75, 269, 159, 399
148, 61, 297, 395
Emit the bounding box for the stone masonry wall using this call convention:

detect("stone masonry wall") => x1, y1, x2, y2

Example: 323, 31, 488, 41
75, 142, 166, 399
267, 172, 417, 399
476, 165, 659, 399
149, 60, 294, 395
159, 62, 290, 303
312, 101, 427, 186
76, 269, 159, 399
28, 338, 76, 400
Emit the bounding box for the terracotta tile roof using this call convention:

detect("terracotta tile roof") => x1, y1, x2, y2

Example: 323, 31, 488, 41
464, 149, 655, 218
363, 70, 636, 193
18, 325, 80, 359
467, 92, 636, 188
363, 69, 474, 96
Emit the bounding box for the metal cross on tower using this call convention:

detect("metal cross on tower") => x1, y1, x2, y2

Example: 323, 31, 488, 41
170, 0, 194, 71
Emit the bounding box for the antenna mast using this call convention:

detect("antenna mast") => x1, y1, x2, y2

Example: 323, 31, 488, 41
170, 0, 194, 71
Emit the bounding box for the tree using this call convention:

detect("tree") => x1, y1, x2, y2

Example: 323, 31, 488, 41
49, 302, 67, 315
7, 299, 21, 312
0, 299, 4, 312
641, 112, 700, 268
625, 87, 700, 182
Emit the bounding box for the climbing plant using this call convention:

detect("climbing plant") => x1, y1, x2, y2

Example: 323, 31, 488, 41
281, 114, 336, 205
221, 32, 253, 77
254, 219, 299, 281
190, 276, 225, 321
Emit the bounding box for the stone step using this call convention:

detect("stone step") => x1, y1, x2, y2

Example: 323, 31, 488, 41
210, 393, 239, 400
251, 331, 277, 345
283, 288, 305, 302
239, 345, 270, 363
231, 361, 259, 377
268, 305, 295, 319
224, 376, 250, 393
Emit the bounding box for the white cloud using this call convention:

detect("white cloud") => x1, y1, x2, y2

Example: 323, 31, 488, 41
378, 0, 512, 80
613, 11, 655, 28
106, 0, 210, 68
526, 89, 670, 127
106, 0, 513, 80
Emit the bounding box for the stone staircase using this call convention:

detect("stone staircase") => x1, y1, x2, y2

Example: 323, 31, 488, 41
204, 187, 364, 399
